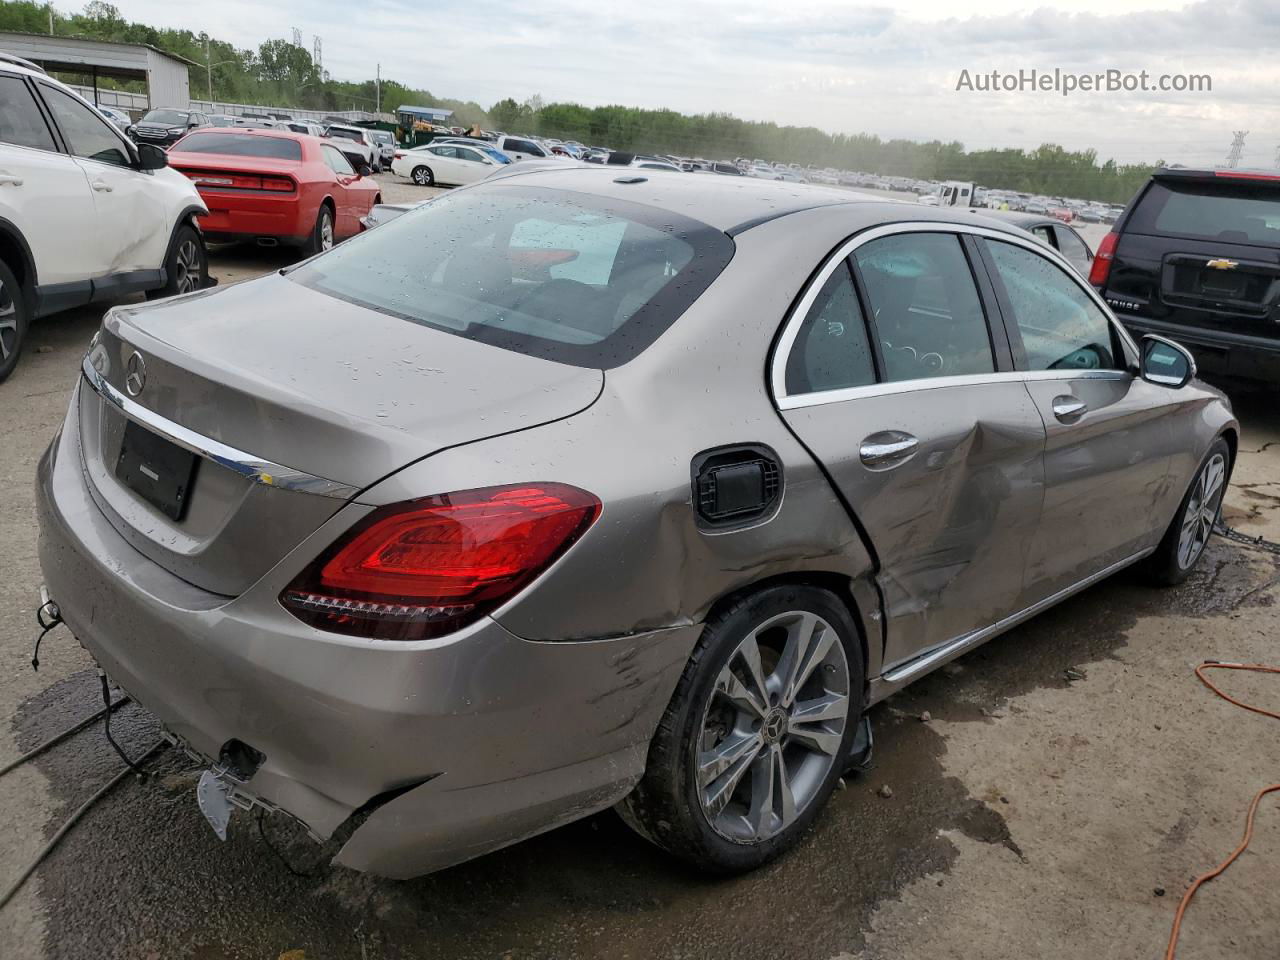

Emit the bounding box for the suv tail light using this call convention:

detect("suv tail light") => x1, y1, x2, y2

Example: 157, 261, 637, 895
1089, 231, 1119, 288
280, 483, 601, 641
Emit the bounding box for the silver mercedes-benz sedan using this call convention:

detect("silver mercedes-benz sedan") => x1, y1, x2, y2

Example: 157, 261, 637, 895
37, 167, 1235, 878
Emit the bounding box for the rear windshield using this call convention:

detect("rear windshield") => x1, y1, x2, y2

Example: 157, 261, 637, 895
328, 127, 361, 142
289, 185, 734, 368
174, 133, 302, 160
1130, 180, 1280, 247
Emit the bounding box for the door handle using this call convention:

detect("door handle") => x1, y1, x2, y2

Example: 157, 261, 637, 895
859, 431, 919, 469
91, 179, 113, 192
0, 174, 23, 186
1052, 396, 1088, 423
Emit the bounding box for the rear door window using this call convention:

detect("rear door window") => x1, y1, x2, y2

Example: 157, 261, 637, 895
1130, 180, 1280, 247
290, 184, 734, 368
853, 233, 995, 382
784, 262, 876, 394
0, 74, 56, 151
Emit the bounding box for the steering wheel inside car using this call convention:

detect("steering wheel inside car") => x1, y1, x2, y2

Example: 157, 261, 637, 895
1048, 343, 1109, 370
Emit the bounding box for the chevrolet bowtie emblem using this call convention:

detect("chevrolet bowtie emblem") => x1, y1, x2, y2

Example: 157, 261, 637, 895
1206, 258, 1239, 270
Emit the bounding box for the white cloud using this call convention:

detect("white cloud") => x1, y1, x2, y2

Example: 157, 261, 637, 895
110, 0, 1280, 166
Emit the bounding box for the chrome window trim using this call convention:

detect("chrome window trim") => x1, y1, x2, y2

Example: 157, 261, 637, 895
771, 220, 1138, 408
81, 354, 360, 501
777, 368, 1130, 411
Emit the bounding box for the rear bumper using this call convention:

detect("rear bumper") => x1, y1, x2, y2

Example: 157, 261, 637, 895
35, 387, 697, 876
194, 191, 311, 241
1113, 312, 1280, 382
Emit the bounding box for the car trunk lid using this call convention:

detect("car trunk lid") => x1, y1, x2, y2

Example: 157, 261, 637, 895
78, 274, 603, 596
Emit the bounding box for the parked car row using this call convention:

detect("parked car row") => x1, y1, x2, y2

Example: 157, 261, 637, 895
0, 54, 392, 381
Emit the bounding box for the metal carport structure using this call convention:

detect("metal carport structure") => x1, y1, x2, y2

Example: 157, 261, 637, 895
0, 31, 194, 110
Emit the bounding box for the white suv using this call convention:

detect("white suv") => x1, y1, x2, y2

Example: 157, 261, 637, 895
0, 56, 209, 381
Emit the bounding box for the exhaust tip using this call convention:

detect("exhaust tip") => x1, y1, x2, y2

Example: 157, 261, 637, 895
256, 237, 279, 248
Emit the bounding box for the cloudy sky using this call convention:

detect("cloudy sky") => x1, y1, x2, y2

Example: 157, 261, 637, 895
113, 0, 1280, 166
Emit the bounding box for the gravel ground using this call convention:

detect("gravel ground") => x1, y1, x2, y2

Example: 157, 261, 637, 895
0, 171, 1277, 960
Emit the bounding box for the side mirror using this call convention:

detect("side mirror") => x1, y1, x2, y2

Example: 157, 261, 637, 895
137, 142, 167, 171
1140, 334, 1195, 389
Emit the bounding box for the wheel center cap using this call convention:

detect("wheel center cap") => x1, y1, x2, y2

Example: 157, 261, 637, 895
762, 708, 788, 744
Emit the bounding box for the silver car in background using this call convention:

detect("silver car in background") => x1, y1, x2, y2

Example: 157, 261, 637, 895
37, 168, 1235, 878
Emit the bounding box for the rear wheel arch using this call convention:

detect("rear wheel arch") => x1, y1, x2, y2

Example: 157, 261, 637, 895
698, 571, 872, 704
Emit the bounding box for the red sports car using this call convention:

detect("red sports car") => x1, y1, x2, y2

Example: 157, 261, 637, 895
168, 129, 381, 254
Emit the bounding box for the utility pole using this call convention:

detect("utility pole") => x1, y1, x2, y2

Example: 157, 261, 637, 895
375, 63, 380, 113
205, 36, 213, 101
46, 2, 53, 34
1226, 130, 1248, 168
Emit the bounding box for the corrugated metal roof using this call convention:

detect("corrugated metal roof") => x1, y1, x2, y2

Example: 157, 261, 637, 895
397, 104, 454, 118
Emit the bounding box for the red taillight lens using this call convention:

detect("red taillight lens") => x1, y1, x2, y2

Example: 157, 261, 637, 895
1089, 231, 1119, 288
280, 483, 601, 640
260, 176, 295, 192
393, 150, 404, 159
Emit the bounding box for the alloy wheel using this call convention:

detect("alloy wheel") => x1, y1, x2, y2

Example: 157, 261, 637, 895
173, 239, 202, 294
696, 610, 850, 844
1177, 452, 1226, 569
320, 211, 334, 251
0, 277, 15, 361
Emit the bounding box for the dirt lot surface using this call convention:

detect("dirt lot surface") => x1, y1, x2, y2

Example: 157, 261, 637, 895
1, 172, 1277, 960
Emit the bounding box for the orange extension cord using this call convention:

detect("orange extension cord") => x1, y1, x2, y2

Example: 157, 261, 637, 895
1163, 662, 1280, 960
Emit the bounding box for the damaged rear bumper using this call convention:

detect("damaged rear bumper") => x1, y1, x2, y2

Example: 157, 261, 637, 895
35, 404, 699, 877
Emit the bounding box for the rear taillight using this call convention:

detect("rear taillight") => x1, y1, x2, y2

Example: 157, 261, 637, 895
393, 150, 404, 159
280, 483, 601, 640
176, 168, 295, 193
1089, 231, 1119, 288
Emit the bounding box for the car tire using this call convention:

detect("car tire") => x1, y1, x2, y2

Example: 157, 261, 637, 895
618, 583, 863, 874
411, 165, 434, 187
147, 223, 207, 300
1145, 437, 1231, 586
304, 203, 335, 257
0, 258, 30, 384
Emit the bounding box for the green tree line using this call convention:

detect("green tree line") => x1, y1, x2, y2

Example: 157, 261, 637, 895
2, 1, 1155, 203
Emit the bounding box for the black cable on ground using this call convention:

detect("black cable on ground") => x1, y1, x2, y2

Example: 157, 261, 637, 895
255, 808, 327, 879
0, 739, 167, 912
98, 671, 148, 780
30, 601, 63, 671
0, 696, 131, 779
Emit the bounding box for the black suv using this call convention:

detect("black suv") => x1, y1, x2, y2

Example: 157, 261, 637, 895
1092, 166, 1280, 383
131, 108, 209, 147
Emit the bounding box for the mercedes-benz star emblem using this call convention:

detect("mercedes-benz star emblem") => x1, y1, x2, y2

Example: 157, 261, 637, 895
124, 351, 147, 397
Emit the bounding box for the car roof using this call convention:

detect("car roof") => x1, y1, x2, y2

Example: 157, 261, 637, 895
472, 165, 1035, 236
180, 127, 308, 142
969, 209, 1057, 229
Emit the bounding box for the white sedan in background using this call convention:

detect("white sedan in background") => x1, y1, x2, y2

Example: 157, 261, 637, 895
392, 142, 512, 187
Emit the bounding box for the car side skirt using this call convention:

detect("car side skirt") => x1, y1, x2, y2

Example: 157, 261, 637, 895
866, 547, 1155, 705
